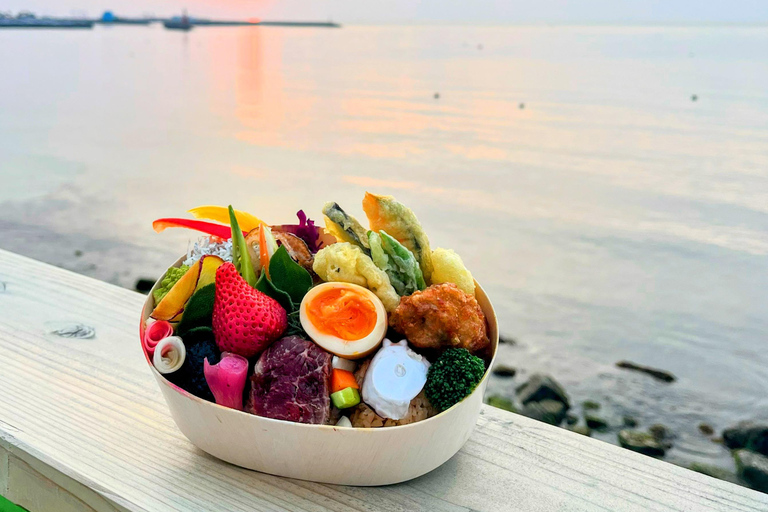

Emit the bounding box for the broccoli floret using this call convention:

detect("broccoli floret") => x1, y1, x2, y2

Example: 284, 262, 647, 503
153, 265, 190, 303
425, 348, 486, 412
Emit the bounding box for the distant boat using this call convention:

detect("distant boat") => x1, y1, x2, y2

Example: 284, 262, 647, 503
0, 12, 94, 28
98, 11, 152, 25
164, 10, 192, 31
159, 12, 340, 29
106, 19, 152, 25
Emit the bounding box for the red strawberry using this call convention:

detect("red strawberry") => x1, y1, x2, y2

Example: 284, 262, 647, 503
212, 262, 287, 358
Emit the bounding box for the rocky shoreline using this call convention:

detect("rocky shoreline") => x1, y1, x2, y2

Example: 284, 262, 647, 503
485, 365, 768, 494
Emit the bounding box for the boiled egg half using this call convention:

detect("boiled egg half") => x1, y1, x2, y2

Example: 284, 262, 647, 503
299, 282, 387, 359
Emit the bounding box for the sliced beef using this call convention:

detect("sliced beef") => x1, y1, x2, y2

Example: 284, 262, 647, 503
246, 336, 332, 424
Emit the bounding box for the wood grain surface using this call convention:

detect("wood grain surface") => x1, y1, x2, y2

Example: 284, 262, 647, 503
0, 249, 766, 511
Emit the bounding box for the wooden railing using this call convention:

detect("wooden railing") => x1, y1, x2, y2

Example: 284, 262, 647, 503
0, 249, 765, 511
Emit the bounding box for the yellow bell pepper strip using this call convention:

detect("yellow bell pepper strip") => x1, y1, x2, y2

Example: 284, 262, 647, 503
188, 205, 263, 233
153, 218, 245, 239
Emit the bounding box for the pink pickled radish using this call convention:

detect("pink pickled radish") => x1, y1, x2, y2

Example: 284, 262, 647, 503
144, 320, 173, 357
204, 352, 249, 410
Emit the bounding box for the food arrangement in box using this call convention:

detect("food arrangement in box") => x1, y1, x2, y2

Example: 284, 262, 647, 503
142, 193, 492, 428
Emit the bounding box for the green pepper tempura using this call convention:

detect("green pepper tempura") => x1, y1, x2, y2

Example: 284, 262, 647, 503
368, 230, 426, 296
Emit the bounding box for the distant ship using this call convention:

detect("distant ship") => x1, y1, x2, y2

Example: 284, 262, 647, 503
0, 11, 93, 28
98, 11, 152, 25
163, 10, 192, 31
160, 11, 340, 29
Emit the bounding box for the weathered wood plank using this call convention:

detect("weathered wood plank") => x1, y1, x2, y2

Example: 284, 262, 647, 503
0, 248, 765, 512
4, 450, 129, 512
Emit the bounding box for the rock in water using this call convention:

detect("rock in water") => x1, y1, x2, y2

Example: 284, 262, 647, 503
569, 425, 591, 436
516, 374, 570, 407
723, 422, 768, 456
498, 335, 517, 345
689, 463, 736, 483
135, 278, 155, 294
582, 400, 600, 410
491, 364, 516, 378
618, 430, 666, 457
247, 336, 332, 424
585, 414, 609, 431
623, 415, 638, 428
615, 361, 676, 383
486, 395, 516, 413
648, 424, 675, 449
521, 399, 567, 425
698, 423, 715, 436
649, 424, 671, 440
734, 450, 768, 492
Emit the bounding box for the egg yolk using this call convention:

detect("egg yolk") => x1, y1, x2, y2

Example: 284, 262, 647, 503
306, 288, 377, 341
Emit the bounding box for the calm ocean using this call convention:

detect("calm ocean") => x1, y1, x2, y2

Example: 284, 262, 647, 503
1, 24, 767, 472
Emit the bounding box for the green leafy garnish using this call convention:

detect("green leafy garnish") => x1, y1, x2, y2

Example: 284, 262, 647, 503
245, 229, 313, 339
285, 309, 306, 338
255, 267, 308, 338
268, 246, 313, 304
177, 284, 216, 336
255, 268, 293, 313
229, 205, 257, 287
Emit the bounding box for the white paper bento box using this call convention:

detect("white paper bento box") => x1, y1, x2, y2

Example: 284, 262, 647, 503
140, 256, 498, 486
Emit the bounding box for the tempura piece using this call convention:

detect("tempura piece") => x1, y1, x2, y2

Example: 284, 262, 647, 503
389, 283, 489, 354
362, 192, 434, 282
430, 248, 475, 295
313, 242, 400, 311
368, 230, 426, 296
322, 202, 370, 253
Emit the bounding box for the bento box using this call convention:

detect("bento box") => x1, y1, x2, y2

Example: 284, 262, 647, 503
139, 195, 498, 486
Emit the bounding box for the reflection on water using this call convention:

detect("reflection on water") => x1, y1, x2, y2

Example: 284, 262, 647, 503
1, 24, 767, 474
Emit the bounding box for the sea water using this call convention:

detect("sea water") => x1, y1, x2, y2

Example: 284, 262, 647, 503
1, 24, 767, 473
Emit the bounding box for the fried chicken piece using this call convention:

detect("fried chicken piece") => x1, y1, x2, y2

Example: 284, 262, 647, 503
389, 283, 489, 354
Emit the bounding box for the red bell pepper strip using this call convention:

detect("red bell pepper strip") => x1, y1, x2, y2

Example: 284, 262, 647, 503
152, 218, 247, 239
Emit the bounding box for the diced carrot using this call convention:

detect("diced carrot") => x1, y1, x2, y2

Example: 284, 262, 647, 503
331, 369, 359, 393
258, 224, 270, 279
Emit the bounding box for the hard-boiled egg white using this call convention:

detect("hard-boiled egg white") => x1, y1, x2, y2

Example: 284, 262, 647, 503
299, 282, 387, 359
